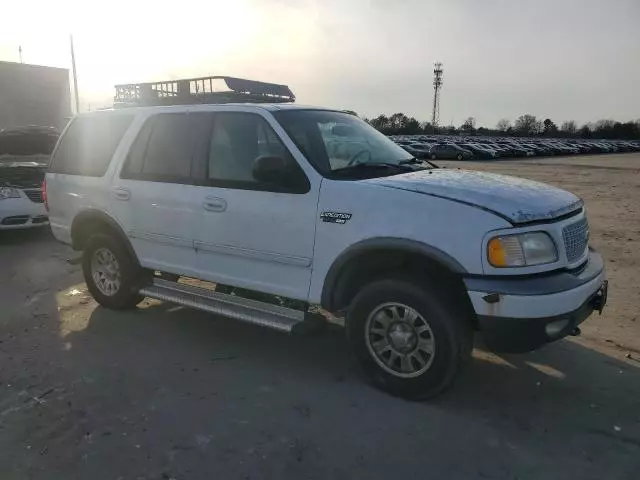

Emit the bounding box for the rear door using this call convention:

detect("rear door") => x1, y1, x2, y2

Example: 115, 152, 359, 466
110, 112, 210, 276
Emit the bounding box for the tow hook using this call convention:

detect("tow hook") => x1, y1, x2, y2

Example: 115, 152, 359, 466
482, 293, 500, 304
591, 280, 609, 315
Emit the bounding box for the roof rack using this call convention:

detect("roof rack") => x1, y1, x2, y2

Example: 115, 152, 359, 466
114, 75, 295, 107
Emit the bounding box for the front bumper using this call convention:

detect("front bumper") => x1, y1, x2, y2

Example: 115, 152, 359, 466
464, 249, 607, 353
0, 196, 48, 230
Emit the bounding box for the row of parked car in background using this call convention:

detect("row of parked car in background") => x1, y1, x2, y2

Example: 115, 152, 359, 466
391, 135, 640, 160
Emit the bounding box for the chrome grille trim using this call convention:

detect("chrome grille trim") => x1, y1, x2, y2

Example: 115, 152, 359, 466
562, 217, 589, 263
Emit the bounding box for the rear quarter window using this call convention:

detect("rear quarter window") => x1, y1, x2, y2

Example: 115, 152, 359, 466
49, 114, 134, 176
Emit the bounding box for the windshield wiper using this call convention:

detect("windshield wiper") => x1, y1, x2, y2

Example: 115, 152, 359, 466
400, 157, 439, 169
333, 162, 415, 173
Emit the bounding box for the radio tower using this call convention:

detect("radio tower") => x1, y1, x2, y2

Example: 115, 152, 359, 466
431, 62, 443, 128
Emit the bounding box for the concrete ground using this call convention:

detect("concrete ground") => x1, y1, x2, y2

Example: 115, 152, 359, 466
1, 153, 639, 479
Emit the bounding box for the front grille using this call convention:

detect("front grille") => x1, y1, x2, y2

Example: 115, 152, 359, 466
23, 189, 43, 203
563, 217, 589, 263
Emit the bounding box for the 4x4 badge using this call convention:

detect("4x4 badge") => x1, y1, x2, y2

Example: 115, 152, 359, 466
320, 211, 352, 224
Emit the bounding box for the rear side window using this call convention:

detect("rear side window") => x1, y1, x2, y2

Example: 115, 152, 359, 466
50, 114, 134, 176
120, 113, 210, 183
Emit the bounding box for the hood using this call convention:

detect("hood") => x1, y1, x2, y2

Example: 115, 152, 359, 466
365, 169, 583, 224
0, 154, 50, 167
0, 126, 59, 156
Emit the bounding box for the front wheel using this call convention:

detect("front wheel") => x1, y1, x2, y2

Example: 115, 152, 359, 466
82, 234, 144, 309
456, 153, 463, 161
346, 279, 473, 399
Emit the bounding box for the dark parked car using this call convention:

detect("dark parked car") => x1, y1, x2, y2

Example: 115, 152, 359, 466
488, 144, 518, 157
521, 143, 553, 156
460, 143, 498, 159
505, 143, 535, 157
429, 143, 474, 160
402, 142, 434, 159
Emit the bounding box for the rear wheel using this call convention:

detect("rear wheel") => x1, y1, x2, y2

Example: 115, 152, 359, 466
82, 234, 143, 309
431, 153, 437, 160
346, 278, 473, 400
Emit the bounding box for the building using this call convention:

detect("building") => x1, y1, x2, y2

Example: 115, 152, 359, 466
0, 61, 72, 131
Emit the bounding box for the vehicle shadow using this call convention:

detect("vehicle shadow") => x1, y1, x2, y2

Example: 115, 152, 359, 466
77, 301, 640, 400
4, 294, 639, 479
0, 226, 53, 246
66, 304, 640, 476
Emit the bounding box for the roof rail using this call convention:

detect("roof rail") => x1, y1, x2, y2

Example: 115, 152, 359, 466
114, 76, 295, 107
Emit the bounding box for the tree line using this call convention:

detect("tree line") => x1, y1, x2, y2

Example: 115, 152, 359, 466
363, 112, 640, 140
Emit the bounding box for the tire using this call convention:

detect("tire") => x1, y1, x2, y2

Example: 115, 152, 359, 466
431, 153, 437, 160
456, 153, 463, 161
82, 233, 144, 309
346, 278, 473, 400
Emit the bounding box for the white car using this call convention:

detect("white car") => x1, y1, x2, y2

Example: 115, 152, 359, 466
0, 159, 49, 229
0, 126, 57, 229
45, 100, 607, 399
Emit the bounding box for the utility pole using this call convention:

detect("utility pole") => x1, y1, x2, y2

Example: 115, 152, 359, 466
18, 45, 23, 63
70, 35, 80, 114
431, 62, 443, 130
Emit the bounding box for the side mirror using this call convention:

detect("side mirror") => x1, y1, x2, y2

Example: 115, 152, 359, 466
252, 155, 290, 185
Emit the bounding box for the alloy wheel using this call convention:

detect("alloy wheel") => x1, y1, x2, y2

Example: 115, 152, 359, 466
365, 303, 436, 378
91, 247, 122, 296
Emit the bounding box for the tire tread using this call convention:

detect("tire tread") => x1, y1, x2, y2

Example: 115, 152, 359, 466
347, 277, 473, 400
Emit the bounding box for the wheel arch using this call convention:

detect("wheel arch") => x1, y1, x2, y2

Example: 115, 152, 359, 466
70, 209, 139, 266
320, 238, 470, 313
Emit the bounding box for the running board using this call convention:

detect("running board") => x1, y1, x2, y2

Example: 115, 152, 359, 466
139, 278, 306, 333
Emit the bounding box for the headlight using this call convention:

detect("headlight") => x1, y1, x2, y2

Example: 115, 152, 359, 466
487, 232, 558, 267
0, 187, 21, 200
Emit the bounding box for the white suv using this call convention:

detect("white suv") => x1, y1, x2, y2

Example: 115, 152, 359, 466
45, 103, 607, 399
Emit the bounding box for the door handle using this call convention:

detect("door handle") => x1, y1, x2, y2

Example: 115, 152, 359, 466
203, 196, 227, 212
112, 187, 131, 201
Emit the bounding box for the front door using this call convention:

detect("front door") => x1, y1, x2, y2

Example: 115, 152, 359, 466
190, 111, 320, 301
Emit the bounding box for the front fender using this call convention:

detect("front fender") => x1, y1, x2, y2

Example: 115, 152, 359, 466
308, 179, 511, 305
320, 237, 467, 311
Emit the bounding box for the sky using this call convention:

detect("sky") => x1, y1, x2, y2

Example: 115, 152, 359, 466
0, 0, 638, 127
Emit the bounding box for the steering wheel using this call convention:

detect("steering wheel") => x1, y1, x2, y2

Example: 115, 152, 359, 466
346, 149, 372, 166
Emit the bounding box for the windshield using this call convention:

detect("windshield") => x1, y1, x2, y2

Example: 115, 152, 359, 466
273, 110, 413, 175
